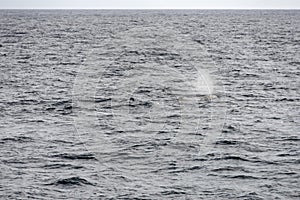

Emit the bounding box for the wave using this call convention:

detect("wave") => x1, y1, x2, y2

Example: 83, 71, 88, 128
50, 153, 97, 160
47, 177, 94, 186
1, 135, 34, 143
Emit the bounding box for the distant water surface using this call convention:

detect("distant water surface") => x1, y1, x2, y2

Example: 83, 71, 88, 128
0, 10, 299, 199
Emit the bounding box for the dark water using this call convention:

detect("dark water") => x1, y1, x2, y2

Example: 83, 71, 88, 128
0, 10, 299, 199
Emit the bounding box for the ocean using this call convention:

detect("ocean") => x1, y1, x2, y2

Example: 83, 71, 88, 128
0, 10, 299, 199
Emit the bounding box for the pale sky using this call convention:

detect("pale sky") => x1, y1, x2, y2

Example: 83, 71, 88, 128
0, 0, 300, 9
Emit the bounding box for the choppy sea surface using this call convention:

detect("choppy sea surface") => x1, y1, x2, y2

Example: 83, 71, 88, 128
0, 10, 299, 199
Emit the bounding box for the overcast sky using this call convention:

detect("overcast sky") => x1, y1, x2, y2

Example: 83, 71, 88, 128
1, 0, 300, 9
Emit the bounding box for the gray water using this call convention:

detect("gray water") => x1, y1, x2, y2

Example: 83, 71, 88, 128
0, 10, 299, 199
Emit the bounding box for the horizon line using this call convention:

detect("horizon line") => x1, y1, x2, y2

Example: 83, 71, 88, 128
1, 8, 300, 10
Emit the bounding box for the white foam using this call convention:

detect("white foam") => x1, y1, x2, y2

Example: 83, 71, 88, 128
195, 69, 214, 96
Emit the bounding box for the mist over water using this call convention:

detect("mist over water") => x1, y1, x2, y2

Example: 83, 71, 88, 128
0, 10, 299, 199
